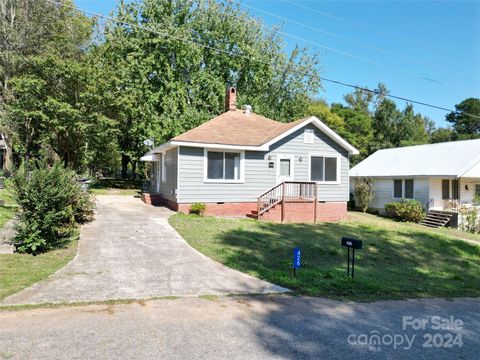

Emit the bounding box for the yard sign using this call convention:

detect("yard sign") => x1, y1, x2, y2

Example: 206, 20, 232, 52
293, 247, 301, 276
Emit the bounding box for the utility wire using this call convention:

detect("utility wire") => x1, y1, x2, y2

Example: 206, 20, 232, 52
226, 2, 460, 88
47, 0, 458, 89
275, 30, 464, 89
242, 2, 469, 82
321, 77, 480, 119
282, 0, 480, 66
242, 3, 439, 73
35, 0, 480, 120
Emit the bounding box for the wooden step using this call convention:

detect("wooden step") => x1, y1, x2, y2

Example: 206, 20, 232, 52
420, 211, 453, 228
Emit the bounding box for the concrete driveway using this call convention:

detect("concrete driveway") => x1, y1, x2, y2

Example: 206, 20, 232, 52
2, 196, 285, 305
1, 295, 479, 359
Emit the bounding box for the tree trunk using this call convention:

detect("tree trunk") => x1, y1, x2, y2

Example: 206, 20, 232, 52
131, 160, 137, 180
121, 154, 129, 179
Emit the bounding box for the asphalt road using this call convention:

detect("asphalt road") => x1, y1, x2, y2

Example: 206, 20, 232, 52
1, 295, 479, 359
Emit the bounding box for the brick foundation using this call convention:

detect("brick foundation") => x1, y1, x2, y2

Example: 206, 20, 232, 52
261, 201, 347, 222
177, 202, 257, 217
141, 194, 347, 223
141, 193, 163, 206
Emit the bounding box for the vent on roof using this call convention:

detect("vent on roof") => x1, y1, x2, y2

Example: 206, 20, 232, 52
244, 105, 252, 116
225, 87, 237, 111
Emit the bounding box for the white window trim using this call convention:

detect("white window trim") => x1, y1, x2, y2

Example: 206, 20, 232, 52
308, 153, 341, 185
161, 152, 167, 182
203, 148, 245, 183
392, 179, 415, 199
276, 154, 295, 183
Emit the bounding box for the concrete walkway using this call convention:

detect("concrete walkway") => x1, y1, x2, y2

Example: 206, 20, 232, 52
2, 196, 286, 305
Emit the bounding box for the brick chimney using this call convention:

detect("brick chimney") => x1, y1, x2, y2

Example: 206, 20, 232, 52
225, 87, 237, 111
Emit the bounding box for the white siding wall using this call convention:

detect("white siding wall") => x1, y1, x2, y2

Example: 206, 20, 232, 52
460, 177, 480, 205
428, 177, 478, 209
360, 177, 430, 211
152, 149, 178, 202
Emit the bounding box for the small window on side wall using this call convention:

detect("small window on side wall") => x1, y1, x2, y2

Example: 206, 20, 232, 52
394, 180, 402, 198
404, 179, 414, 199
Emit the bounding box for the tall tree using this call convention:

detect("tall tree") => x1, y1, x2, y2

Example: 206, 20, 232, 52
330, 103, 373, 163
101, 0, 321, 178
430, 127, 454, 143
446, 98, 480, 139
396, 104, 432, 146
3, 0, 105, 170
306, 99, 345, 133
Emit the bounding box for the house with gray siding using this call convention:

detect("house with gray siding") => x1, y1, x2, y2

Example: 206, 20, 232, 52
349, 139, 480, 228
141, 88, 358, 222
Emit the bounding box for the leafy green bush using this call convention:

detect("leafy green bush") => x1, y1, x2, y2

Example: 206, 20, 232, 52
473, 195, 480, 206
460, 207, 480, 234
353, 177, 375, 212
11, 161, 95, 253
385, 199, 424, 222
189, 202, 207, 216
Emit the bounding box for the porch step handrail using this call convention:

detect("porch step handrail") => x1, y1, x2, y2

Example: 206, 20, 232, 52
257, 181, 318, 219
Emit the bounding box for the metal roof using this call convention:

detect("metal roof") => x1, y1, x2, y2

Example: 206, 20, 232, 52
349, 139, 480, 178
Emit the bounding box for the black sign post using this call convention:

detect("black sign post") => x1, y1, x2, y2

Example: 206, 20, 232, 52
341, 237, 363, 278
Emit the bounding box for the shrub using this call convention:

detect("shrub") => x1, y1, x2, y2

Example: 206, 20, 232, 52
473, 195, 480, 206
189, 202, 207, 216
459, 207, 480, 234
385, 199, 424, 222
10, 161, 95, 254
353, 177, 375, 212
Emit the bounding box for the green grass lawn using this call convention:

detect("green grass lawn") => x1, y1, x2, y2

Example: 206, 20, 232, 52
0, 188, 17, 230
0, 205, 16, 230
0, 188, 17, 206
169, 212, 480, 301
0, 240, 78, 300
89, 178, 142, 196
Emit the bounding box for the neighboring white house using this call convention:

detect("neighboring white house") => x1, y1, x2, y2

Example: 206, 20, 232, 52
349, 139, 480, 227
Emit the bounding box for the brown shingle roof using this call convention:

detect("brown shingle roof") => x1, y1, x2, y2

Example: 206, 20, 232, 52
173, 109, 309, 146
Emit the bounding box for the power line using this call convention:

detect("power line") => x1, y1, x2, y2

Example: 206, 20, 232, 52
239, 2, 462, 89
242, 3, 445, 74
242, 2, 470, 83
37, 0, 480, 120
44, 0, 459, 88
275, 29, 464, 90
282, 0, 480, 66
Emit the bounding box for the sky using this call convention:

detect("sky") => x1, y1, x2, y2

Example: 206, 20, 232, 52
73, 0, 480, 127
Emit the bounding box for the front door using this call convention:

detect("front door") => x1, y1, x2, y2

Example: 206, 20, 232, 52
277, 155, 294, 184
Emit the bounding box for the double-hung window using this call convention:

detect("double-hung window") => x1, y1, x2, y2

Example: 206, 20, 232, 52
310, 155, 339, 183
205, 150, 243, 182
393, 179, 414, 199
